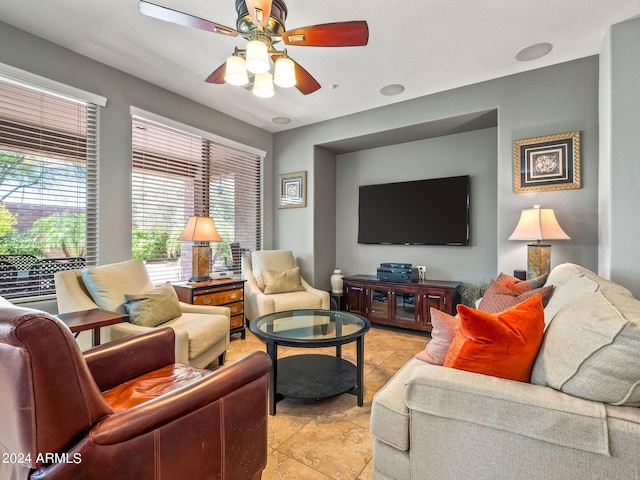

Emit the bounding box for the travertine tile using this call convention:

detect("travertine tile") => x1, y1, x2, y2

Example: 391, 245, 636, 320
222, 324, 427, 480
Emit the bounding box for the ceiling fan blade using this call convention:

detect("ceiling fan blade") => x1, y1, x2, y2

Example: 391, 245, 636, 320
272, 55, 321, 95
205, 63, 227, 84
138, 1, 238, 37
283, 21, 369, 47
244, 0, 273, 28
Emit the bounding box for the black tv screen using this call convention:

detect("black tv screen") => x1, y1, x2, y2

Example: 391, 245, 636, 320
358, 175, 470, 246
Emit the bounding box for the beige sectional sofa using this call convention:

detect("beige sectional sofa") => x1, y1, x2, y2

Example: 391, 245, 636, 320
371, 263, 640, 480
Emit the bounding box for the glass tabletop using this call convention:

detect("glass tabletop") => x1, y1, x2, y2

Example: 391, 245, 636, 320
250, 309, 370, 346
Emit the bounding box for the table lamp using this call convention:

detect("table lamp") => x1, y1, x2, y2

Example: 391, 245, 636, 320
179, 215, 222, 282
509, 205, 570, 279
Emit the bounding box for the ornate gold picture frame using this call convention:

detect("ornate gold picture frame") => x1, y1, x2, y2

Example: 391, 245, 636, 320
513, 131, 581, 193
278, 171, 307, 208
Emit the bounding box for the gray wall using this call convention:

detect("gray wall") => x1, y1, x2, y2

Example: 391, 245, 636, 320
274, 57, 600, 290
599, 16, 640, 297
0, 21, 274, 312
336, 128, 497, 283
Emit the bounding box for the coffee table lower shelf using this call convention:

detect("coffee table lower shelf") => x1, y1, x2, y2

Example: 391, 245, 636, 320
277, 354, 357, 400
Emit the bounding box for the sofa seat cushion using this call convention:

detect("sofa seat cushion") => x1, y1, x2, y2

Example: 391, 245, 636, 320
270, 291, 324, 312
102, 363, 212, 411
532, 291, 640, 406
164, 312, 229, 359
371, 358, 425, 451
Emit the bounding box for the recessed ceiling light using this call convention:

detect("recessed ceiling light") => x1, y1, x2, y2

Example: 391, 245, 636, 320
515, 42, 553, 62
272, 116, 291, 125
379, 84, 405, 96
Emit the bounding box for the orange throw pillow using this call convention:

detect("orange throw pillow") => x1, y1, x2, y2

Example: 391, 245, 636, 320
443, 295, 545, 382
478, 279, 553, 314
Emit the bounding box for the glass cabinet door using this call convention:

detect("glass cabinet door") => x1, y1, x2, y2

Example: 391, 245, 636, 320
368, 288, 390, 322
394, 292, 417, 322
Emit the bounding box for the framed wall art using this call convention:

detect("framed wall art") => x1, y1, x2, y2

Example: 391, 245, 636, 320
513, 131, 581, 193
278, 171, 307, 208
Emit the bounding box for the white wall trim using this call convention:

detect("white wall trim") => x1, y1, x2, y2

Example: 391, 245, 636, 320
0, 62, 107, 107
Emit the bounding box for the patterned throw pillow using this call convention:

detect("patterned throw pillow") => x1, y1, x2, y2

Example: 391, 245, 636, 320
124, 282, 182, 327
444, 295, 545, 382
478, 279, 554, 314
415, 308, 460, 365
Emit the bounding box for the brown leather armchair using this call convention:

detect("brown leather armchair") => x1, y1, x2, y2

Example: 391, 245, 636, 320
0, 297, 271, 480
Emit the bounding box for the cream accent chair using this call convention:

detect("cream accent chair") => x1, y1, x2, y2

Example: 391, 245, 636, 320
242, 250, 330, 322
55, 259, 230, 369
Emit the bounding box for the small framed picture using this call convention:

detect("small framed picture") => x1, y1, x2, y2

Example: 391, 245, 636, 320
513, 131, 581, 193
278, 171, 307, 208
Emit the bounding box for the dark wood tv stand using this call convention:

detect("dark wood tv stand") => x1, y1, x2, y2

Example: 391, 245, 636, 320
342, 275, 460, 333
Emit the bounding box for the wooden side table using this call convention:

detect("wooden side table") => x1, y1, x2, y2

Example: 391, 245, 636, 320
56, 308, 128, 347
173, 278, 247, 339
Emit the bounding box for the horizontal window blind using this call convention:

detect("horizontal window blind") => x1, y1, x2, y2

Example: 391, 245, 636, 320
0, 77, 98, 299
132, 116, 262, 284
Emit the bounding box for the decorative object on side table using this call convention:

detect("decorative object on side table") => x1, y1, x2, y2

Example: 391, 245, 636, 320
179, 214, 222, 282
513, 131, 581, 193
330, 267, 344, 294
277, 171, 307, 208
509, 205, 570, 279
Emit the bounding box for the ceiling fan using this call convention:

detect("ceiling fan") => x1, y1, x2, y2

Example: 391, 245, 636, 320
138, 0, 369, 96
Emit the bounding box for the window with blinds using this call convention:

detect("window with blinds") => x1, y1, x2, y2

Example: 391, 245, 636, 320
0, 77, 98, 299
132, 116, 262, 284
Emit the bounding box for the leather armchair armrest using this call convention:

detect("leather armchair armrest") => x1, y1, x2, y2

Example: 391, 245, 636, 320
84, 327, 176, 391
91, 351, 271, 445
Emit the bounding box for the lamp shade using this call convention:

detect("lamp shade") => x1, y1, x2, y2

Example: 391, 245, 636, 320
179, 216, 222, 242
224, 54, 249, 86
245, 40, 270, 74
509, 205, 570, 242
274, 56, 296, 88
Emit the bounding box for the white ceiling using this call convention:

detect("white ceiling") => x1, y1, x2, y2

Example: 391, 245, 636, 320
1, 0, 640, 133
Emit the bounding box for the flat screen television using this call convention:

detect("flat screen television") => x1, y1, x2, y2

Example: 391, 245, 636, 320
358, 175, 470, 246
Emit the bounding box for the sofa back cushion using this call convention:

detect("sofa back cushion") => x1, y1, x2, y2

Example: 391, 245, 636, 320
531, 291, 640, 406
82, 260, 154, 314
250, 250, 297, 291
444, 295, 545, 382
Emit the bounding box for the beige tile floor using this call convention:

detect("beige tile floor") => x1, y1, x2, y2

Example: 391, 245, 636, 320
223, 325, 429, 480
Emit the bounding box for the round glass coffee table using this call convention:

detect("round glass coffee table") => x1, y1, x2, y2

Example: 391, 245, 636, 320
250, 309, 371, 415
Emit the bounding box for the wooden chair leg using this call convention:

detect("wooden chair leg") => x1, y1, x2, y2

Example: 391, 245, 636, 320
218, 352, 226, 365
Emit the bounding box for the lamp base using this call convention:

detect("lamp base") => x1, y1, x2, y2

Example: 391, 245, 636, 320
190, 244, 212, 283
526, 243, 551, 279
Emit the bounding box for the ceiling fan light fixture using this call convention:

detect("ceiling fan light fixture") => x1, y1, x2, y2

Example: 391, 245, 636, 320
245, 39, 270, 73
224, 54, 249, 86
274, 55, 296, 88
253, 72, 275, 98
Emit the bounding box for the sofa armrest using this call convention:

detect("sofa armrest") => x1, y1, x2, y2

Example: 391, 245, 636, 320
84, 327, 176, 391
405, 363, 610, 454
301, 278, 330, 309
179, 301, 230, 319
91, 351, 271, 445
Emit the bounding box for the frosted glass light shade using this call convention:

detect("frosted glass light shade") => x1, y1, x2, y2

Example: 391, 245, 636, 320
274, 56, 296, 88
253, 72, 274, 98
245, 40, 270, 74
224, 55, 249, 86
